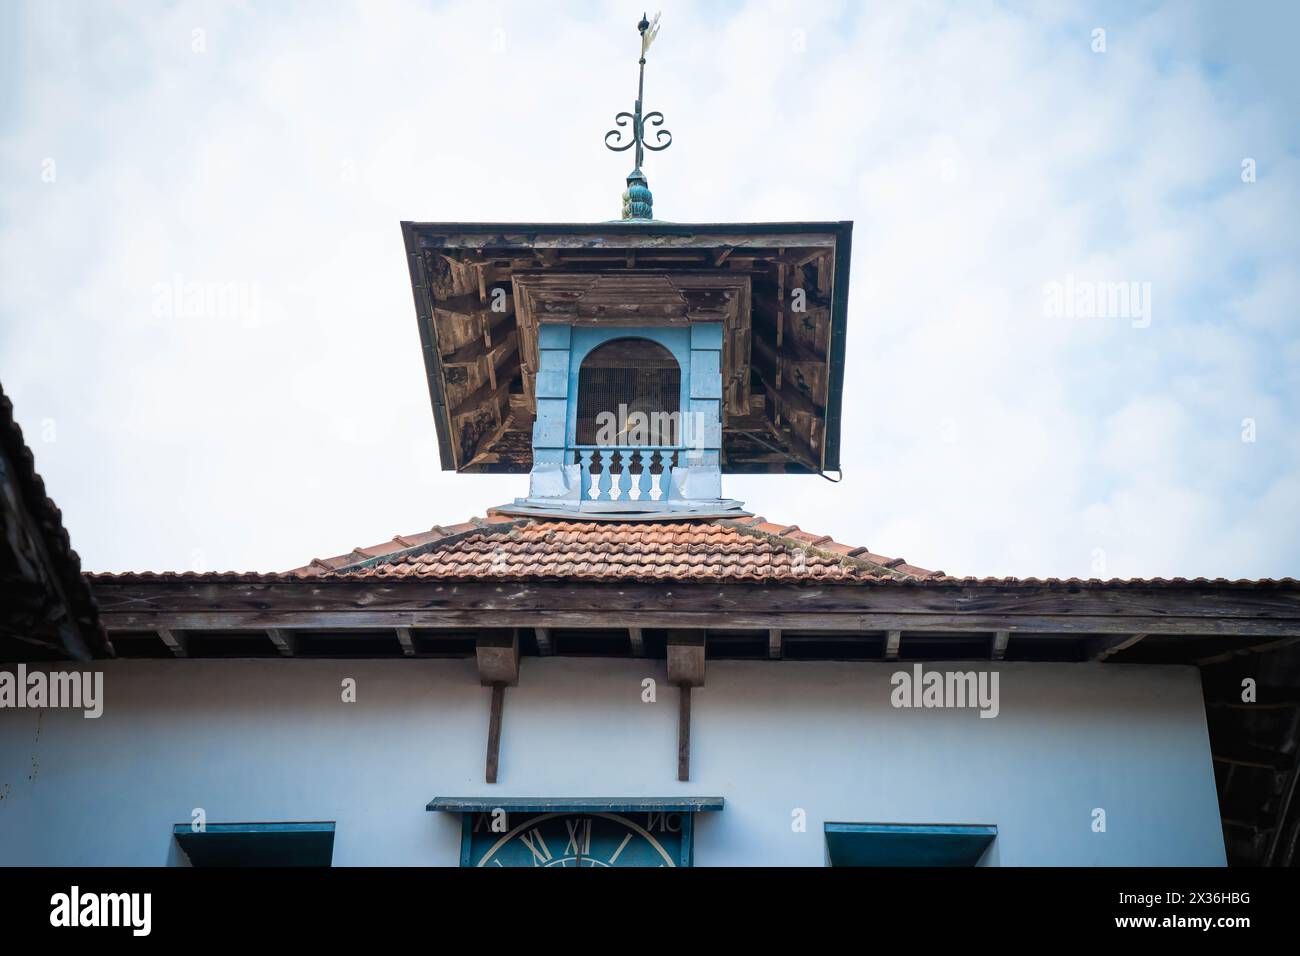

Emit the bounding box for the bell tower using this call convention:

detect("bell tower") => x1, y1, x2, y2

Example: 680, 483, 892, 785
399, 15, 853, 518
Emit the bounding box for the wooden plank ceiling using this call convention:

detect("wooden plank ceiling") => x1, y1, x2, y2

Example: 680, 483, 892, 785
404, 224, 847, 475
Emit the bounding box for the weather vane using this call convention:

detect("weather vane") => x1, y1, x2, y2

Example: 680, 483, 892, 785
605, 12, 671, 220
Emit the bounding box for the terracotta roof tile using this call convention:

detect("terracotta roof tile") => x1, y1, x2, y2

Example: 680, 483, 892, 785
81, 515, 1300, 592
277, 515, 940, 584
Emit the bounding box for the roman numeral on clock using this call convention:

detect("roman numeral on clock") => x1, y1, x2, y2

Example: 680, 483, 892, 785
519, 828, 552, 865
565, 817, 592, 856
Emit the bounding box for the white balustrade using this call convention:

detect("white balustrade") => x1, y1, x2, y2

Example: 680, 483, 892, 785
573, 446, 680, 502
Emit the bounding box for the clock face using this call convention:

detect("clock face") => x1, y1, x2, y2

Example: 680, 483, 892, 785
468, 812, 685, 867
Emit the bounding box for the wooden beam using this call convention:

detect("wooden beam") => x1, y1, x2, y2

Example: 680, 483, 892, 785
1089, 632, 1148, 662
104, 610, 1300, 639
678, 685, 691, 782
395, 627, 415, 657
103, 607, 1300, 639
485, 683, 505, 784
667, 630, 706, 687
885, 630, 901, 660
1198, 635, 1300, 666
450, 358, 517, 421
534, 627, 553, 656
92, 579, 1300, 639
441, 316, 514, 366
420, 228, 840, 252
628, 626, 644, 657
1212, 746, 1290, 771
157, 628, 187, 658
267, 628, 295, 657
768, 628, 782, 660
992, 631, 1010, 661
476, 631, 519, 686
752, 336, 822, 419
431, 290, 494, 314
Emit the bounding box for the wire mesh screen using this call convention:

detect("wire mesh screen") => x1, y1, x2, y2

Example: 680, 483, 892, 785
575, 339, 681, 446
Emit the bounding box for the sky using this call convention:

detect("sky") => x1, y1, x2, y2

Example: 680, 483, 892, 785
1, 0, 1297, 579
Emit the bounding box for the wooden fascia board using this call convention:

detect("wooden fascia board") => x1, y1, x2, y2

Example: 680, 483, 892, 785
91, 579, 1300, 637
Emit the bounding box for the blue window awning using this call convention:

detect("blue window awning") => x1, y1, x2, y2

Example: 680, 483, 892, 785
426, 796, 723, 813
825, 823, 997, 867
173, 822, 336, 867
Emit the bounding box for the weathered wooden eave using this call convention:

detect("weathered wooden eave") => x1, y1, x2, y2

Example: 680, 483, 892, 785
85, 575, 1300, 664
400, 220, 853, 477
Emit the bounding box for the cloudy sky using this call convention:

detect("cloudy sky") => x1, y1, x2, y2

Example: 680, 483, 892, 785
1, 0, 1296, 579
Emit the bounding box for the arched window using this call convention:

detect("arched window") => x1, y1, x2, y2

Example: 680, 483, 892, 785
575, 338, 681, 446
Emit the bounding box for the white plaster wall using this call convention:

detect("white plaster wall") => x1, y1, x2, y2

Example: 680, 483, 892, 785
0, 658, 1225, 866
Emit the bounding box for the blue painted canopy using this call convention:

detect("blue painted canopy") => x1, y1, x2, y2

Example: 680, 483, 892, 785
427, 796, 724, 813
825, 823, 996, 867
172, 822, 336, 867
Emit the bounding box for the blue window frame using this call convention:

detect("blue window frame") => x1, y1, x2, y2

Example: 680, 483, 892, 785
428, 797, 723, 868
172, 822, 336, 867
825, 823, 997, 867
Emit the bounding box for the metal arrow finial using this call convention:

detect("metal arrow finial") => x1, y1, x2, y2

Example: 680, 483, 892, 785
605, 12, 671, 219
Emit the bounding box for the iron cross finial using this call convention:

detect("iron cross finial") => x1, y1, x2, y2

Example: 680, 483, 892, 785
605, 12, 670, 219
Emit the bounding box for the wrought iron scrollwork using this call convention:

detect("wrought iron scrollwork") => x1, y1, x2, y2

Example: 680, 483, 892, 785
604, 112, 638, 152
641, 112, 672, 151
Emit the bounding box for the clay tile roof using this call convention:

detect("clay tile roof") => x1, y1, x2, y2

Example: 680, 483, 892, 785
86, 515, 1299, 591
284, 513, 943, 584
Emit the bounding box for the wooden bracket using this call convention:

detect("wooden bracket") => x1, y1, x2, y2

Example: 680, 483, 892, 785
476, 630, 519, 686
158, 628, 188, 658
668, 630, 706, 781
476, 631, 519, 784
485, 683, 506, 784
667, 630, 706, 687
1089, 632, 1149, 662
267, 628, 295, 657
678, 685, 692, 782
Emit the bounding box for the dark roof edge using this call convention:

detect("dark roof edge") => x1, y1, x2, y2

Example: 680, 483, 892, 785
401, 221, 455, 471
823, 221, 853, 473
87, 570, 1300, 589
403, 220, 851, 240
0, 386, 109, 658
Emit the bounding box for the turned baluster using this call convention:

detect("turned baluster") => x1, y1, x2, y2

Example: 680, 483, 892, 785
636, 450, 653, 501
622, 450, 637, 500
596, 449, 613, 500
